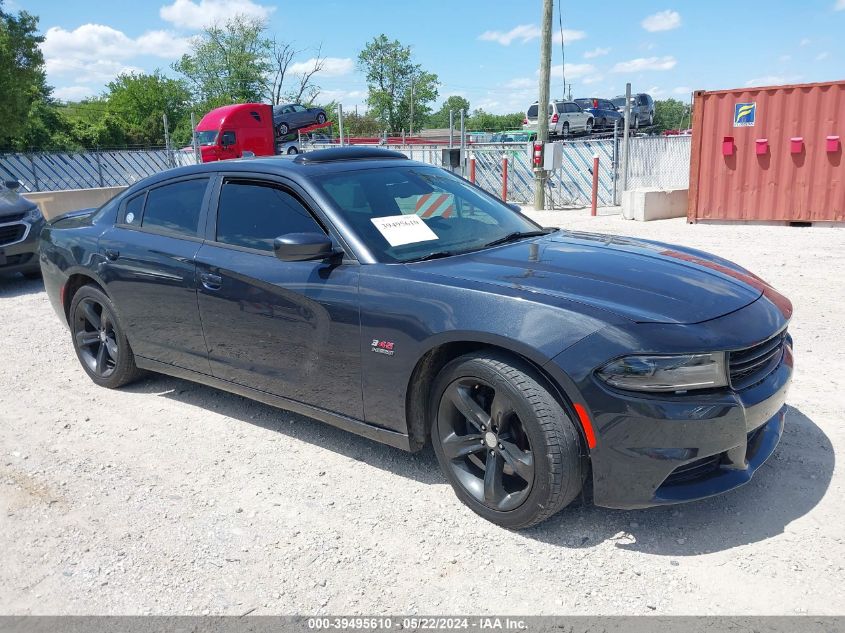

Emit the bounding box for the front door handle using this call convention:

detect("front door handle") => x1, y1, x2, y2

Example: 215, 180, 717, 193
104, 249, 119, 261
200, 272, 222, 291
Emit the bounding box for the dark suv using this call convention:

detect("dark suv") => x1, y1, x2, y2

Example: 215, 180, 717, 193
38, 148, 793, 528
0, 180, 44, 278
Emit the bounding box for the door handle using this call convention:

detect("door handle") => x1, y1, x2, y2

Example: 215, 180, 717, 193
200, 272, 222, 291
104, 249, 119, 261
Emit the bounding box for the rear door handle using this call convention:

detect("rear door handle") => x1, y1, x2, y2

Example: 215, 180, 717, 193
200, 272, 222, 291
104, 249, 119, 261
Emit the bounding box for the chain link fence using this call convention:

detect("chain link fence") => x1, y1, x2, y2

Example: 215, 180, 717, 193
0, 149, 197, 192
626, 135, 691, 190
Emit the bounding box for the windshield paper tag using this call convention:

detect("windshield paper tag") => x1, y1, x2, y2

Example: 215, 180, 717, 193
371, 214, 438, 247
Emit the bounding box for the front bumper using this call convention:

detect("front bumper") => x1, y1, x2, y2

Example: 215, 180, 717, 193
581, 346, 792, 509
0, 215, 43, 275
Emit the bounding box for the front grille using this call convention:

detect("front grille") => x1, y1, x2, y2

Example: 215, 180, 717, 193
729, 330, 787, 390
0, 212, 26, 223
0, 222, 26, 246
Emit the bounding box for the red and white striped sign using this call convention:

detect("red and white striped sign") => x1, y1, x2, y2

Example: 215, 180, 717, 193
413, 193, 455, 218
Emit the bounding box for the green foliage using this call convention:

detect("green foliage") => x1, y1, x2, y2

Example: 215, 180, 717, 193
426, 95, 471, 129
653, 98, 691, 133
0, 3, 48, 144
466, 109, 525, 132
106, 71, 192, 146
358, 35, 439, 133
173, 15, 271, 107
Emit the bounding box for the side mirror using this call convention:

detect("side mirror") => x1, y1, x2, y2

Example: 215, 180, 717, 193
507, 202, 523, 213
273, 232, 337, 262
4, 179, 21, 190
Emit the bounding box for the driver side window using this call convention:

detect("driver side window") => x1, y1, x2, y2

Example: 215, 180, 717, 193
216, 179, 325, 252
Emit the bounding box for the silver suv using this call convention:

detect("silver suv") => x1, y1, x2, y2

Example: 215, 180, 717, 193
611, 93, 655, 128
523, 101, 594, 136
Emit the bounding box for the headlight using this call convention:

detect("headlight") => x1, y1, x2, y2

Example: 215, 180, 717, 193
597, 353, 728, 392
24, 205, 43, 223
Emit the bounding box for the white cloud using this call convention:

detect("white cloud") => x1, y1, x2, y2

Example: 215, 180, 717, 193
641, 10, 682, 32
41, 24, 189, 84
318, 88, 367, 107
779, 54, 792, 62
553, 29, 587, 44
673, 86, 692, 95
584, 47, 610, 59
549, 63, 596, 79
645, 85, 665, 98
290, 57, 354, 77
835, 0, 844, 11
479, 24, 585, 46
52, 85, 97, 101
479, 24, 539, 45
816, 52, 830, 61
612, 56, 677, 72
504, 77, 533, 89
582, 75, 604, 85
800, 38, 812, 46
159, 0, 275, 29
745, 75, 801, 87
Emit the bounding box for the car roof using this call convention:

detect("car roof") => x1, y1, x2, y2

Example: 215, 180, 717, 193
125, 148, 427, 191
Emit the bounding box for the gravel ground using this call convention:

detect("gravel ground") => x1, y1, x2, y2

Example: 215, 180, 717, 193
1, 210, 843, 615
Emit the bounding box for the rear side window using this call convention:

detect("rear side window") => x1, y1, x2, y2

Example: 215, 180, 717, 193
216, 180, 325, 252
527, 104, 539, 117
141, 178, 208, 237
123, 192, 145, 225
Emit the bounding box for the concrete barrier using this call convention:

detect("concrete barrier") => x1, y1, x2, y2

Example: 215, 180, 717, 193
24, 186, 127, 221
622, 187, 688, 221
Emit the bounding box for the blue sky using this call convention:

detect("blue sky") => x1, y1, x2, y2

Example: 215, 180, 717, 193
13, 0, 845, 113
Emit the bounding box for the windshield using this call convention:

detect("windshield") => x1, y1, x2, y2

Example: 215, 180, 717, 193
196, 130, 218, 146
314, 165, 544, 263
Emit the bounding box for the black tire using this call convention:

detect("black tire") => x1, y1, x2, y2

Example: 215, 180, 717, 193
600, 117, 607, 129
562, 122, 570, 137
431, 352, 584, 529
287, 146, 299, 154
69, 285, 143, 389
277, 123, 289, 135
316, 113, 326, 124
585, 118, 594, 135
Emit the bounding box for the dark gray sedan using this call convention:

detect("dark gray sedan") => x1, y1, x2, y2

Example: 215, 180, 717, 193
272, 103, 327, 135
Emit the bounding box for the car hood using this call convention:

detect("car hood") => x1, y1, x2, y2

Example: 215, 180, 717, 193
418, 231, 767, 324
0, 188, 37, 218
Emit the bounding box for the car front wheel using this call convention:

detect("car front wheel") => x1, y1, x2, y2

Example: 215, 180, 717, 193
316, 113, 326, 124
277, 123, 289, 135
70, 285, 143, 389
431, 352, 584, 529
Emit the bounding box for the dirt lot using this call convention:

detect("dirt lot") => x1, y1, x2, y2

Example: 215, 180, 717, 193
1, 211, 843, 615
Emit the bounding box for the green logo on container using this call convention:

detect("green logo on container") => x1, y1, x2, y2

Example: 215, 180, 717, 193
734, 102, 756, 127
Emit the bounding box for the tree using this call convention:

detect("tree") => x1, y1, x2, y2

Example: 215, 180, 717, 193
653, 98, 691, 133
358, 35, 439, 133
426, 95, 470, 129
0, 2, 49, 144
466, 109, 524, 132
106, 71, 192, 146
265, 40, 325, 105
173, 15, 271, 108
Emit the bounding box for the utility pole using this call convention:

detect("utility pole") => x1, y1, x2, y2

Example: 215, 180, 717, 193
534, 0, 553, 211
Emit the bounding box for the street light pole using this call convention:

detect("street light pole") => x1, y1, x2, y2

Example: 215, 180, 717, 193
534, 0, 553, 211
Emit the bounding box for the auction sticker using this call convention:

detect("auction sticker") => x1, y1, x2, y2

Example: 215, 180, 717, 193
371, 214, 438, 247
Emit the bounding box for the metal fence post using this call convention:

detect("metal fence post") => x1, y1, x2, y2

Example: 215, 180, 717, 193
190, 112, 200, 164
612, 120, 619, 204
162, 113, 174, 168
96, 149, 104, 187
459, 109, 466, 177
501, 157, 508, 201
620, 82, 632, 196
591, 154, 599, 216
469, 157, 476, 183
337, 103, 344, 146
29, 154, 40, 191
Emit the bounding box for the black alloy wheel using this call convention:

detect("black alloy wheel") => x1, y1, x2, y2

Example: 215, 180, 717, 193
431, 352, 584, 529
316, 113, 326, 124
69, 285, 142, 389
278, 123, 289, 135
74, 297, 118, 379
437, 376, 535, 512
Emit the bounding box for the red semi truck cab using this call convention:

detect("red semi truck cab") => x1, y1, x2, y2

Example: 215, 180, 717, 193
195, 103, 279, 162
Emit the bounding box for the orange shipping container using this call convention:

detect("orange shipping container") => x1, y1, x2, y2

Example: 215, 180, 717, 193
688, 80, 845, 223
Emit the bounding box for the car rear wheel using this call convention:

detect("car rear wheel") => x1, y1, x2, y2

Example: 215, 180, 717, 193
316, 113, 326, 124
431, 352, 584, 529
585, 119, 594, 134
287, 146, 299, 154
277, 123, 289, 135
600, 117, 607, 129
561, 122, 570, 137
70, 285, 143, 389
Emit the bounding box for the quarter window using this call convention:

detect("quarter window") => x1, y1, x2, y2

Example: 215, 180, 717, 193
123, 192, 145, 225
216, 180, 325, 252
141, 178, 208, 236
